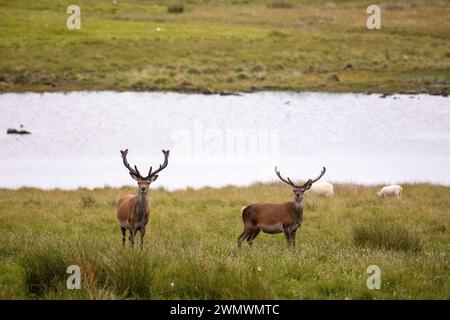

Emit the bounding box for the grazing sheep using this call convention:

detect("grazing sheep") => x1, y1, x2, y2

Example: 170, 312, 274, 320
306, 181, 334, 197
377, 185, 402, 198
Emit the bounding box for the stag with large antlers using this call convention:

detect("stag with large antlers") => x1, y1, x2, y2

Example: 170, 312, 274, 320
237, 166, 326, 248
117, 149, 169, 248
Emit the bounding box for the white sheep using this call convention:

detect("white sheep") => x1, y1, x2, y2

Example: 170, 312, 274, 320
306, 181, 334, 197
377, 185, 403, 198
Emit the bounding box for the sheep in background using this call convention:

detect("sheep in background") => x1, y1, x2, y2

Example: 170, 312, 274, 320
306, 181, 334, 197
377, 185, 403, 198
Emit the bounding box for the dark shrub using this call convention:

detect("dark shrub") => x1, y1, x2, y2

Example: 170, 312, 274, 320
168, 3, 184, 14
267, 1, 294, 9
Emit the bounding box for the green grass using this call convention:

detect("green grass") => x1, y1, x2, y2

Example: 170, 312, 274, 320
0, 0, 449, 94
352, 222, 423, 253
0, 183, 449, 299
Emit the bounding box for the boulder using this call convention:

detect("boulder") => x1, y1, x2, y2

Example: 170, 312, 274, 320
7, 128, 31, 135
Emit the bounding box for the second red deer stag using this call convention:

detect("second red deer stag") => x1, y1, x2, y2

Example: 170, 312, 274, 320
237, 166, 326, 248
117, 149, 169, 249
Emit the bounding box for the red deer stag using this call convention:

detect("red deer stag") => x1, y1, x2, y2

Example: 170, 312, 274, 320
117, 149, 169, 248
237, 166, 326, 248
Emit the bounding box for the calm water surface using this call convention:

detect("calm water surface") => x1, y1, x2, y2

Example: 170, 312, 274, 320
0, 92, 449, 189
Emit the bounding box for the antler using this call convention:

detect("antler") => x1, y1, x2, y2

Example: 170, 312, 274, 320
120, 149, 143, 178
275, 166, 298, 188
302, 166, 326, 189
275, 166, 326, 189
146, 150, 170, 179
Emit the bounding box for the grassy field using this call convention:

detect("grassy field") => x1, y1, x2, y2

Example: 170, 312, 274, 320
0, 0, 449, 94
0, 183, 448, 299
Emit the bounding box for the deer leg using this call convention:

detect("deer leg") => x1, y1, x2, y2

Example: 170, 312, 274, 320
121, 227, 126, 247
237, 228, 253, 248
139, 228, 146, 250
247, 227, 261, 247
283, 226, 295, 247
283, 230, 291, 246
129, 228, 136, 248
290, 230, 297, 247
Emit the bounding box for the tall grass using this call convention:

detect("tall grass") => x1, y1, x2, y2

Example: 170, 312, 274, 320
352, 222, 423, 253
21, 243, 69, 296
0, 183, 449, 299
18, 241, 275, 299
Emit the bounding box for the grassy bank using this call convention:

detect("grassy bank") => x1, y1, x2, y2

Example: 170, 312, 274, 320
0, 183, 448, 299
0, 0, 449, 94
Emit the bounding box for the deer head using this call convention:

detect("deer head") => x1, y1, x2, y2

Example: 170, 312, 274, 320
275, 166, 326, 202
120, 149, 170, 194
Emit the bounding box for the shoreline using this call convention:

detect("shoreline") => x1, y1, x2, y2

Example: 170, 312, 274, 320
0, 88, 449, 97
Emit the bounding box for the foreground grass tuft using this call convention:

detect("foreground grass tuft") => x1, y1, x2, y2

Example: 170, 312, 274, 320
352, 222, 423, 253
22, 242, 71, 296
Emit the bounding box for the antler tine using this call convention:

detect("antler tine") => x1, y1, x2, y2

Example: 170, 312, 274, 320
147, 150, 170, 178
310, 166, 326, 184
134, 165, 142, 177
287, 177, 297, 186
120, 149, 142, 178
275, 166, 297, 187
302, 167, 326, 188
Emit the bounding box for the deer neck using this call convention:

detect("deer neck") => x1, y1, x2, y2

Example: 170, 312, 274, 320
135, 192, 148, 221
293, 198, 303, 216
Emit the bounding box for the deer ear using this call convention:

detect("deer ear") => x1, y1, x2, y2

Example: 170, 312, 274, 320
129, 172, 140, 181
151, 175, 159, 182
